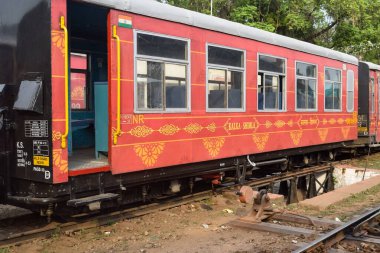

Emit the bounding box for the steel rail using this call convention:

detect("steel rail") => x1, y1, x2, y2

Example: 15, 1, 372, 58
293, 205, 380, 253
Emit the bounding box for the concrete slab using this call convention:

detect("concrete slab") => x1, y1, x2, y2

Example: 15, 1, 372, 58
299, 175, 380, 210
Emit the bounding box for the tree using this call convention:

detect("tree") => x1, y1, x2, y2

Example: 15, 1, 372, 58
158, 0, 380, 63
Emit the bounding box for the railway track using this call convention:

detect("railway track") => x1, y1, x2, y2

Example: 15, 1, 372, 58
0, 162, 357, 249
293, 205, 380, 253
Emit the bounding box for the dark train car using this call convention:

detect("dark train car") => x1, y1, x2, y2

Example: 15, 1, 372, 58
356, 62, 380, 147
0, 0, 359, 216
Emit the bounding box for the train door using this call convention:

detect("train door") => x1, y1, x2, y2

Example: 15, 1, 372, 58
67, 2, 110, 171
377, 76, 380, 143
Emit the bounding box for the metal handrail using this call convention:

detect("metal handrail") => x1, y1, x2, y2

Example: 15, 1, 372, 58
112, 25, 121, 145
60, 16, 69, 149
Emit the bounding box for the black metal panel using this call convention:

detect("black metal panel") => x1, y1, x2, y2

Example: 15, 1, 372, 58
0, 0, 53, 183
358, 63, 370, 117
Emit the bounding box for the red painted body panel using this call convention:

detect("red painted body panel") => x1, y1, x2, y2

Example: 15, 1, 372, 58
369, 69, 380, 142
51, 0, 68, 183
107, 11, 358, 175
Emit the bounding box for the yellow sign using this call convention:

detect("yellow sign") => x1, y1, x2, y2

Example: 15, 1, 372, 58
33, 156, 50, 167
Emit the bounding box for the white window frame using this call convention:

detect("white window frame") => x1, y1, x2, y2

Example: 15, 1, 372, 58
346, 70, 354, 112
295, 61, 318, 112
134, 30, 191, 113
206, 43, 246, 113
257, 53, 287, 112
324, 66, 342, 112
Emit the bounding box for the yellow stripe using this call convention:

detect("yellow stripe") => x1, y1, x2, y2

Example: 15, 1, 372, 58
191, 51, 206, 55
113, 125, 356, 148
192, 83, 205, 86
247, 59, 257, 63
52, 119, 66, 122
111, 38, 133, 44
111, 78, 134, 82
52, 75, 65, 78
143, 113, 355, 120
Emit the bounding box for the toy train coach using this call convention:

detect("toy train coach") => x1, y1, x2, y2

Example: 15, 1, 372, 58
0, 0, 367, 216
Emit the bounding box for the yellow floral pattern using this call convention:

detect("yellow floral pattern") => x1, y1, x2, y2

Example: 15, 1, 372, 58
290, 131, 303, 145
129, 125, 153, 138
184, 123, 203, 134
134, 143, 165, 167
53, 149, 68, 174
203, 137, 225, 158
318, 129, 329, 142
159, 124, 180, 135
51, 30, 65, 55
252, 133, 269, 151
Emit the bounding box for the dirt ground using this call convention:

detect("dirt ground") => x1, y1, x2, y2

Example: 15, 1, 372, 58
2, 160, 380, 253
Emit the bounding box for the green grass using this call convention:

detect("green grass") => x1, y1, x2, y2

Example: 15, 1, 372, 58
0, 248, 9, 253
350, 152, 380, 170
285, 183, 380, 221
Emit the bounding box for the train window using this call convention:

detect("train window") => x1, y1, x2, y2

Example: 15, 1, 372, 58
346, 70, 354, 112
371, 78, 375, 113
70, 53, 88, 110
207, 45, 245, 111
324, 68, 342, 111
296, 62, 317, 111
137, 33, 188, 61
258, 54, 286, 111
136, 32, 189, 112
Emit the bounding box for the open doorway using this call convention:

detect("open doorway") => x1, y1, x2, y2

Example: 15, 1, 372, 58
68, 1, 109, 170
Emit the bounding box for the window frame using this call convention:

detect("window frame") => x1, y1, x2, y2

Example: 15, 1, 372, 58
134, 30, 191, 113
206, 43, 246, 113
346, 70, 354, 113
324, 66, 342, 112
295, 61, 318, 112
257, 53, 287, 112
70, 52, 90, 111
370, 77, 375, 114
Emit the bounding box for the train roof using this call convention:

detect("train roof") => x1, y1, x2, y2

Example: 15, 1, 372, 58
80, 0, 358, 65
362, 61, 380, 71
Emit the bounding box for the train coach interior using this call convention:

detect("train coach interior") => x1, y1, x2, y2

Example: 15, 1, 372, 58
67, 2, 109, 170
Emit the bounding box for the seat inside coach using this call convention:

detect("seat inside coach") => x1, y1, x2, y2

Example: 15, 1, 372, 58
67, 2, 109, 170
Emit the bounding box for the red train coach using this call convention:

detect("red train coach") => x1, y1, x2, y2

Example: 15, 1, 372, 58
356, 62, 380, 146
0, 0, 358, 214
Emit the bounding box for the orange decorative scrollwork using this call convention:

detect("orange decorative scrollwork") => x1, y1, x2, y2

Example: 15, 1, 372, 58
134, 143, 165, 167
159, 124, 180, 136
51, 30, 65, 55
71, 86, 85, 100
52, 130, 62, 142
341, 127, 350, 139
290, 130, 303, 146
53, 149, 68, 174
265, 121, 272, 128
206, 123, 217, 133
252, 133, 269, 151
184, 123, 203, 134
318, 129, 329, 142
274, 120, 285, 128
203, 137, 225, 158
128, 125, 153, 138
